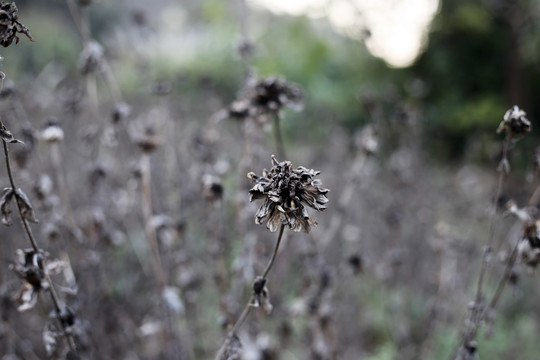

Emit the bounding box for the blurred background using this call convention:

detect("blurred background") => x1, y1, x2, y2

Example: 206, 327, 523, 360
1, 0, 540, 359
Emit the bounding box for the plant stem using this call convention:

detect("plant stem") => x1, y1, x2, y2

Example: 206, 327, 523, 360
1, 131, 76, 352
273, 112, 286, 159
474, 134, 509, 303
225, 224, 286, 338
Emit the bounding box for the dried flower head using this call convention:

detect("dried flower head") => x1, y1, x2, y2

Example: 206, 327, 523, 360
248, 155, 328, 233
497, 106, 531, 138
228, 76, 304, 123
0, 2, 33, 47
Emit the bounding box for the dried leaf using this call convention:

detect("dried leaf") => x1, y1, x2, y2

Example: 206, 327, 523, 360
1, 187, 15, 225
14, 188, 38, 223
0, 125, 23, 144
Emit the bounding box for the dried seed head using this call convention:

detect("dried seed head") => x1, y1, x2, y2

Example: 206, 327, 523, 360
0, 2, 33, 47
248, 155, 329, 233
41, 119, 64, 143
497, 106, 531, 138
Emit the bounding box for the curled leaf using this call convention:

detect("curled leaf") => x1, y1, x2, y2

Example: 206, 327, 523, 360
0, 125, 23, 144
14, 188, 38, 223
1, 187, 15, 225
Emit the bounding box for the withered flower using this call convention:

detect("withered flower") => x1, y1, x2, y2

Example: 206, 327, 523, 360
497, 106, 531, 138
0, 2, 33, 48
248, 155, 328, 233
228, 76, 304, 123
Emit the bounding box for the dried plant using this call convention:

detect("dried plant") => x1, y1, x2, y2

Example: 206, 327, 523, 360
215, 155, 329, 359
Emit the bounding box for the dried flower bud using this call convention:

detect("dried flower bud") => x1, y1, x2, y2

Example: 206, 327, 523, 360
236, 39, 255, 60
0, 2, 33, 47
228, 99, 250, 120
248, 155, 329, 233
202, 174, 223, 203
111, 102, 131, 123
41, 119, 64, 143
78, 41, 104, 75
135, 126, 160, 152
497, 106, 531, 138
355, 124, 379, 155
251, 276, 273, 314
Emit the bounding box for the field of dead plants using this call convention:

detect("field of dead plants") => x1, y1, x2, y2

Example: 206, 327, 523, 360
1, 1, 540, 359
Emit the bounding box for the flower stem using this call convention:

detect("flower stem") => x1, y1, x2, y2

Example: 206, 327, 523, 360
1, 127, 76, 352
221, 224, 286, 344
273, 112, 286, 159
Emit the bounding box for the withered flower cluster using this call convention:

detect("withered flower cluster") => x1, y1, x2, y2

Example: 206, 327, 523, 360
228, 76, 304, 123
248, 155, 328, 233
0, 2, 33, 48
497, 105, 531, 138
